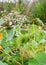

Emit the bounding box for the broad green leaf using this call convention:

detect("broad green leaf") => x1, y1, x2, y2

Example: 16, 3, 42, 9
28, 58, 40, 65
0, 61, 8, 65
0, 19, 4, 25
35, 52, 46, 65
6, 27, 15, 41
28, 52, 46, 65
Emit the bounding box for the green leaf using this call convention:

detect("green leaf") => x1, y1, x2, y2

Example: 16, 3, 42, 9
28, 52, 46, 65
29, 24, 38, 35
28, 58, 40, 65
4, 47, 11, 54
35, 52, 46, 65
0, 61, 8, 65
36, 18, 44, 26
6, 27, 15, 41
36, 32, 44, 43
39, 39, 46, 43
31, 40, 38, 48
0, 19, 4, 25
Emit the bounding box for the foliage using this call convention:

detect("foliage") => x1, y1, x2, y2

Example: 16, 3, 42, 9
0, 1, 46, 65
32, 0, 46, 23
0, 61, 8, 65
15, 2, 26, 14
5, 3, 13, 13
28, 52, 46, 65
0, 23, 46, 65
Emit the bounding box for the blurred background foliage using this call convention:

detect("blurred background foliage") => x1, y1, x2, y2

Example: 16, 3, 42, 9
0, 0, 46, 23
32, 0, 46, 23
